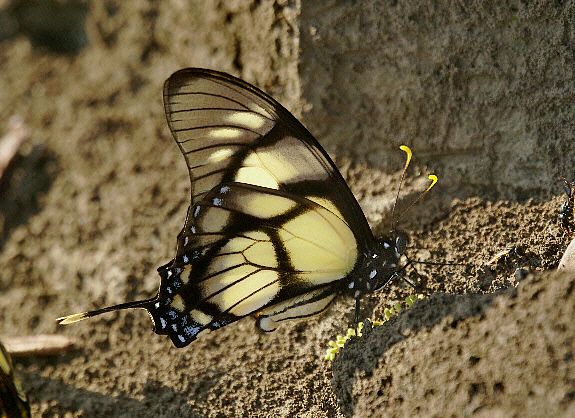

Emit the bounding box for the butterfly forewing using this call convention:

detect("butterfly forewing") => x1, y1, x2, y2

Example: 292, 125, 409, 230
163, 69, 374, 254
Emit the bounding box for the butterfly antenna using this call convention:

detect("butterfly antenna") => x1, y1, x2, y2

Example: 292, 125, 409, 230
403, 253, 468, 268
57, 297, 158, 325
357, 147, 412, 325
394, 174, 438, 227
353, 297, 361, 331
391, 145, 412, 231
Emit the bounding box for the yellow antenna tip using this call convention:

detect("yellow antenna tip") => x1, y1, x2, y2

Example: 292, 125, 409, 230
57, 312, 89, 325
399, 144, 412, 160
424, 174, 438, 194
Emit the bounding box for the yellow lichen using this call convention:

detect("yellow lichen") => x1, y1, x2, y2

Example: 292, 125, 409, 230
324, 294, 425, 361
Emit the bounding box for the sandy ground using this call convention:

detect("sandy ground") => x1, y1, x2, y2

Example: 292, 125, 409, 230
1, 1, 574, 417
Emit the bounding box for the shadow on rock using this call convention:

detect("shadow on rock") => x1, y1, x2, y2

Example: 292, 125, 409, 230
0, 145, 57, 255
331, 291, 501, 417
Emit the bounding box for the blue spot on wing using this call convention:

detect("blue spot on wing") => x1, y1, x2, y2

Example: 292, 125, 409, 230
148, 300, 201, 348
147, 297, 241, 348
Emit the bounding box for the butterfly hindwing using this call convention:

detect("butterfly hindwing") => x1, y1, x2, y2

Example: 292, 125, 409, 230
149, 183, 359, 347
255, 287, 338, 332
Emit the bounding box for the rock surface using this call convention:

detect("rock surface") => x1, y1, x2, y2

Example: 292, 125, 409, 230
0, 1, 573, 416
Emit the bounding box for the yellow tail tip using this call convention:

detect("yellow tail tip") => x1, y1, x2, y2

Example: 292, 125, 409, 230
57, 312, 89, 325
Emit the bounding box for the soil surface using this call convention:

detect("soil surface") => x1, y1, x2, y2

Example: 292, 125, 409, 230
1, 1, 574, 417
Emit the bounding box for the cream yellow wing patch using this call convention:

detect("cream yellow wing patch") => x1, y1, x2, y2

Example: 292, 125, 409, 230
201, 264, 259, 297
226, 111, 268, 130
279, 206, 358, 284
234, 166, 280, 189
243, 240, 276, 267
206, 270, 281, 317
232, 189, 296, 218
205, 253, 246, 276
196, 205, 231, 233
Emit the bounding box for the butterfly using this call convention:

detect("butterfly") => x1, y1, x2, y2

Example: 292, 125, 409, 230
58, 68, 435, 348
0, 340, 30, 418
559, 177, 575, 235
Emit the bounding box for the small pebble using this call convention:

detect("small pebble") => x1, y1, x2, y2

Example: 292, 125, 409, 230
558, 238, 575, 270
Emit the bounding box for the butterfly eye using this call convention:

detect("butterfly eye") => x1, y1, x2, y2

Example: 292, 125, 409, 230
562, 179, 571, 197
395, 232, 409, 256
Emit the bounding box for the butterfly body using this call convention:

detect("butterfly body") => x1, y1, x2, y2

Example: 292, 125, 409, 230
58, 68, 407, 348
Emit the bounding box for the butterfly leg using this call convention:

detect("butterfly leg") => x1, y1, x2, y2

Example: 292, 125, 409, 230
353, 296, 361, 332
396, 273, 429, 296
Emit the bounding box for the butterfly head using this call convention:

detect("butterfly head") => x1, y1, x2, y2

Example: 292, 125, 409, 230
371, 231, 409, 291
347, 231, 408, 298
561, 178, 574, 199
